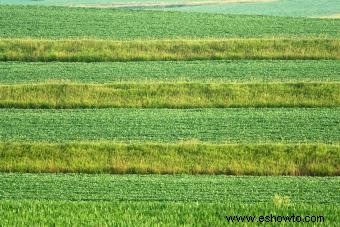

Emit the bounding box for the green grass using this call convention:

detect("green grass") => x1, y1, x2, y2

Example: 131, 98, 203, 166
0, 142, 338, 175
1, 174, 339, 225
1, 60, 339, 84
1, 38, 339, 62
1, 6, 340, 39
1, 108, 339, 143
1, 174, 339, 203
1, 83, 339, 108
0, 200, 338, 226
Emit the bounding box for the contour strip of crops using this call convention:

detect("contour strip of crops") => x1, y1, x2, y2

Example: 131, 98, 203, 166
1, 60, 339, 84
0, 108, 339, 143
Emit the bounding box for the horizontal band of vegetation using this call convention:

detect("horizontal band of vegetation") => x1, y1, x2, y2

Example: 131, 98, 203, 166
2, 0, 340, 18
1, 200, 338, 226
1, 143, 338, 176
1, 6, 339, 39
2, 174, 339, 203
1, 60, 340, 84
1, 83, 339, 108
1, 39, 339, 62
1, 108, 339, 143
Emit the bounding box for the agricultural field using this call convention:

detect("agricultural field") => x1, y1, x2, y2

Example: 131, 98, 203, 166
0, 0, 339, 226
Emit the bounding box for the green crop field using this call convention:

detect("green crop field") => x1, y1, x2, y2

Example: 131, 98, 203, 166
1, 108, 339, 143
0, 0, 339, 225
1, 60, 339, 84
1, 6, 340, 39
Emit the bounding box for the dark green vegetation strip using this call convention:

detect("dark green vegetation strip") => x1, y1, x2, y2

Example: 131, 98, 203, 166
1, 174, 339, 203
1, 60, 340, 83
1, 39, 338, 62
0, 201, 338, 226
1, 6, 339, 39
1, 143, 338, 175
1, 83, 339, 108
0, 108, 339, 143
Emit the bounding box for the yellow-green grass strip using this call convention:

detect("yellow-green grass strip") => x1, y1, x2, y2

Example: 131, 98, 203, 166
0, 82, 339, 108
0, 38, 339, 62
0, 142, 339, 176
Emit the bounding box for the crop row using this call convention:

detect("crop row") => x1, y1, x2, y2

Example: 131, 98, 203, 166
1, 83, 339, 108
0, 108, 339, 143
1, 174, 339, 203
1, 6, 339, 39
1, 38, 339, 62
1, 60, 339, 84
1, 142, 338, 175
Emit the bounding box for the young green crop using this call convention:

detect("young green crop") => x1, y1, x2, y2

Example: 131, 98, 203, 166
1, 142, 338, 175
1, 5, 340, 39
0, 108, 339, 143
1, 174, 339, 203
1, 60, 339, 84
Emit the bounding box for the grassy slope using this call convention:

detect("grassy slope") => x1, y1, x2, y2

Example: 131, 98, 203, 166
0, 108, 339, 143
1, 60, 339, 84
0, 201, 338, 226
1, 6, 339, 39
1, 38, 338, 62
0, 83, 339, 108
0, 143, 338, 175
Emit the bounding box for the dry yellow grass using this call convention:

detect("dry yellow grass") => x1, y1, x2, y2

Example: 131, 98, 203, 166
317, 14, 340, 19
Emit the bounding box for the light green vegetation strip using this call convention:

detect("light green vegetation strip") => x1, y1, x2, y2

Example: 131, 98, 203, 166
0, 201, 338, 226
1, 174, 339, 203
160, 0, 340, 18
0, 108, 339, 143
0, 143, 338, 175
2, 0, 339, 18
1, 39, 338, 62
1, 6, 339, 39
0, 83, 339, 108
1, 60, 339, 84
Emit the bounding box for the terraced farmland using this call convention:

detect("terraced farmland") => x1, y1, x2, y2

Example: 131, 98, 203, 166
0, 1, 339, 225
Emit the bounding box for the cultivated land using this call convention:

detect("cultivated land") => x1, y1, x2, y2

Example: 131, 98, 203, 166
0, 1, 339, 225
1, 60, 339, 84
1, 108, 339, 143
1, 6, 340, 39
